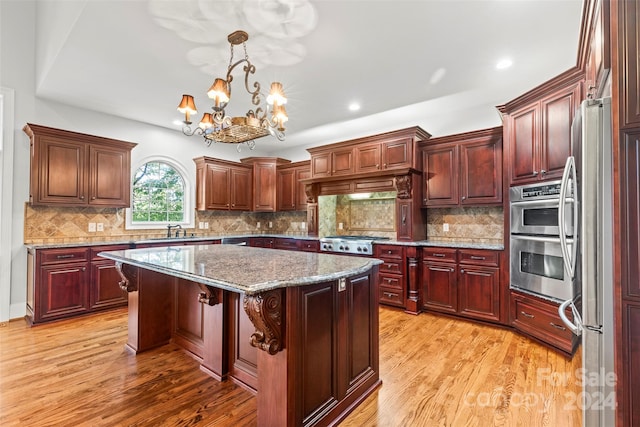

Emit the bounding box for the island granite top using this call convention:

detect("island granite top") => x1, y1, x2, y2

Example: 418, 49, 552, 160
99, 244, 383, 296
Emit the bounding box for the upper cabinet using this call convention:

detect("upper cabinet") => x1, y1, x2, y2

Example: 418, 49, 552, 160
23, 123, 137, 208
308, 127, 431, 180
194, 157, 252, 211
241, 157, 291, 212
498, 69, 583, 186
277, 161, 310, 211
582, 0, 610, 101
421, 127, 503, 207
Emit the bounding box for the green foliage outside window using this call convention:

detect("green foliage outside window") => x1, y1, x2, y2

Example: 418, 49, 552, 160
132, 161, 185, 223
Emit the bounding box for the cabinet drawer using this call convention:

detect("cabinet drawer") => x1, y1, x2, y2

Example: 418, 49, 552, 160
458, 249, 499, 267
513, 298, 575, 353
299, 240, 320, 252
274, 238, 299, 251
422, 247, 457, 263
379, 273, 404, 290
90, 244, 131, 260
40, 248, 89, 265
379, 286, 405, 307
379, 260, 405, 274
374, 245, 404, 260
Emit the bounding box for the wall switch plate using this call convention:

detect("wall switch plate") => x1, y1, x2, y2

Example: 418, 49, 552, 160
88, 222, 96, 232
338, 222, 344, 230
204, 222, 209, 229
96, 223, 104, 232
268, 221, 273, 228
443, 223, 449, 232
198, 222, 204, 229
301, 222, 306, 229
256, 222, 260, 229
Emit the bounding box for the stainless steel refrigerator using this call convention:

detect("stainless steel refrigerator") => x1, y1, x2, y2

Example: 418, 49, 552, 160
558, 97, 615, 426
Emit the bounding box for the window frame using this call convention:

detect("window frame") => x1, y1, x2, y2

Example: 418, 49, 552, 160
125, 156, 194, 230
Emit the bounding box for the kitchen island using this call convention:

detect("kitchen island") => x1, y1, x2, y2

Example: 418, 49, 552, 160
99, 244, 382, 427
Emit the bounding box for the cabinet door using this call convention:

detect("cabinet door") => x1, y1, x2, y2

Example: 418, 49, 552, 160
277, 168, 296, 211
540, 85, 580, 181
460, 136, 502, 205
89, 145, 131, 207
422, 144, 458, 206
90, 260, 127, 310
311, 152, 331, 178
173, 279, 206, 357
230, 166, 252, 210
205, 164, 231, 209
252, 161, 276, 212
355, 143, 382, 173
422, 261, 457, 313
37, 137, 86, 205
331, 148, 355, 176
458, 265, 500, 322
295, 167, 311, 211
509, 105, 539, 185
38, 263, 89, 321
382, 138, 411, 170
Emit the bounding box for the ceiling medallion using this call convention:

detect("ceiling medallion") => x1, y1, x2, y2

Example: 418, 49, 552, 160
177, 30, 288, 151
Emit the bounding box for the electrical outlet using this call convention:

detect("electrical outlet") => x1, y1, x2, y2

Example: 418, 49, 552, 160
256, 222, 260, 229
96, 223, 104, 232
198, 222, 203, 229
301, 222, 306, 229
443, 223, 449, 232
268, 221, 273, 228
88, 222, 96, 232
204, 222, 209, 229
338, 222, 344, 230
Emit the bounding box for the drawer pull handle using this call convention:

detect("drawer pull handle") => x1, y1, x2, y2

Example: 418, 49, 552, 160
550, 322, 567, 331
470, 256, 486, 260
383, 292, 396, 298
56, 254, 75, 259
520, 311, 535, 319
387, 250, 392, 254
433, 253, 445, 257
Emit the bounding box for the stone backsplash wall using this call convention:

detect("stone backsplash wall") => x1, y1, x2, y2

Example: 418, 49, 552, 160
318, 192, 397, 239
426, 206, 504, 244
23, 203, 307, 245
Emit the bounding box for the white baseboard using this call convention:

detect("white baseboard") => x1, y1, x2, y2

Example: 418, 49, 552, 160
10, 302, 26, 320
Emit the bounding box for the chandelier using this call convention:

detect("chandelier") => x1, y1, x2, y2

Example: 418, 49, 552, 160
177, 30, 288, 150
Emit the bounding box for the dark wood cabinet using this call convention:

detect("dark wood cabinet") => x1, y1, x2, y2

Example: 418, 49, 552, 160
584, 0, 610, 100
310, 147, 354, 178
457, 250, 500, 322
499, 71, 582, 186
241, 157, 291, 212
421, 127, 502, 207
276, 161, 310, 211
510, 290, 579, 356
375, 244, 406, 308
249, 237, 275, 248
23, 123, 136, 208
421, 247, 503, 324
354, 138, 413, 173
27, 244, 134, 325
194, 157, 252, 211
89, 245, 129, 310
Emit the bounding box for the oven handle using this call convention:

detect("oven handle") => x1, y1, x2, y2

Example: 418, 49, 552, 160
510, 234, 574, 244
558, 299, 583, 336
558, 156, 577, 280
510, 198, 575, 207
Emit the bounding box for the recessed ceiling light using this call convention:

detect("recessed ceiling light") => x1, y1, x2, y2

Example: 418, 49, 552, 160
173, 119, 183, 126
496, 58, 513, 70
348, 102, 361, 112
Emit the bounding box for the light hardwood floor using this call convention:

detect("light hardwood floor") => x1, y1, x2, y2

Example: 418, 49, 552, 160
0, 307, 581, 426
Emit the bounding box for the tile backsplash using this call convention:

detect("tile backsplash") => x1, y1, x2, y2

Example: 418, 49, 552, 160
23, 203, 307, 245
426, 206, 504, 244
318, 192, 397, 239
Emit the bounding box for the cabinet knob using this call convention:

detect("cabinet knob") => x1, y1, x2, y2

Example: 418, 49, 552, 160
540, 169, 547, 175
532, 170, 539, 176
81, 267, 86, 272
461, 196, 466, 200
80, 195, 85, 200
232, 204, 235, 207
383, 163, 387, 168
91, 196, 96, 200
460, 269, 465, 274
376, 164, 379, 169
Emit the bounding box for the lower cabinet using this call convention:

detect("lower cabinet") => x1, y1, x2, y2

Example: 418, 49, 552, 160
511, 290, 579, 356
421, 247, 502, 324
375, 244, 406, 308
27, 244, 130, 325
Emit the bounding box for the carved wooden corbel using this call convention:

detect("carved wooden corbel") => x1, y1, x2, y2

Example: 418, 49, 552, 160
395, 174, 412, 199
243, 289, 285, 355
305, 182, 319, 204
115, 262, 138, 292
197, 284, 222, 306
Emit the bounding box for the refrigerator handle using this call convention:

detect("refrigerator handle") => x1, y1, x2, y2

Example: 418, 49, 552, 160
558, 156, 577, 279
558, 299, 582, 336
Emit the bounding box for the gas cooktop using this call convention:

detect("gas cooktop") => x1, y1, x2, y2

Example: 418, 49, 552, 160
319, 236, 390, 255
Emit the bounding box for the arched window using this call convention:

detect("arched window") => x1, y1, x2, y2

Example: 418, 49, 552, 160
126, 159, 192, 229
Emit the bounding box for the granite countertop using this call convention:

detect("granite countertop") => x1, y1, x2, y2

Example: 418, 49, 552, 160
25, 234, 503, 251
98, 244, 383, 295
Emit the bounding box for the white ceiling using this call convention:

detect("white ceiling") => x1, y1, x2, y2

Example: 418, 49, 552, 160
33, 0, 585, 151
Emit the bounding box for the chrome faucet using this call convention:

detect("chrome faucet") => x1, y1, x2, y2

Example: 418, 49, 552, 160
167, 224, 183, 238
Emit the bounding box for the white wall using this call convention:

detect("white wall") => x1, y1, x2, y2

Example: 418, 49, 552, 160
1, 1, 292, 319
